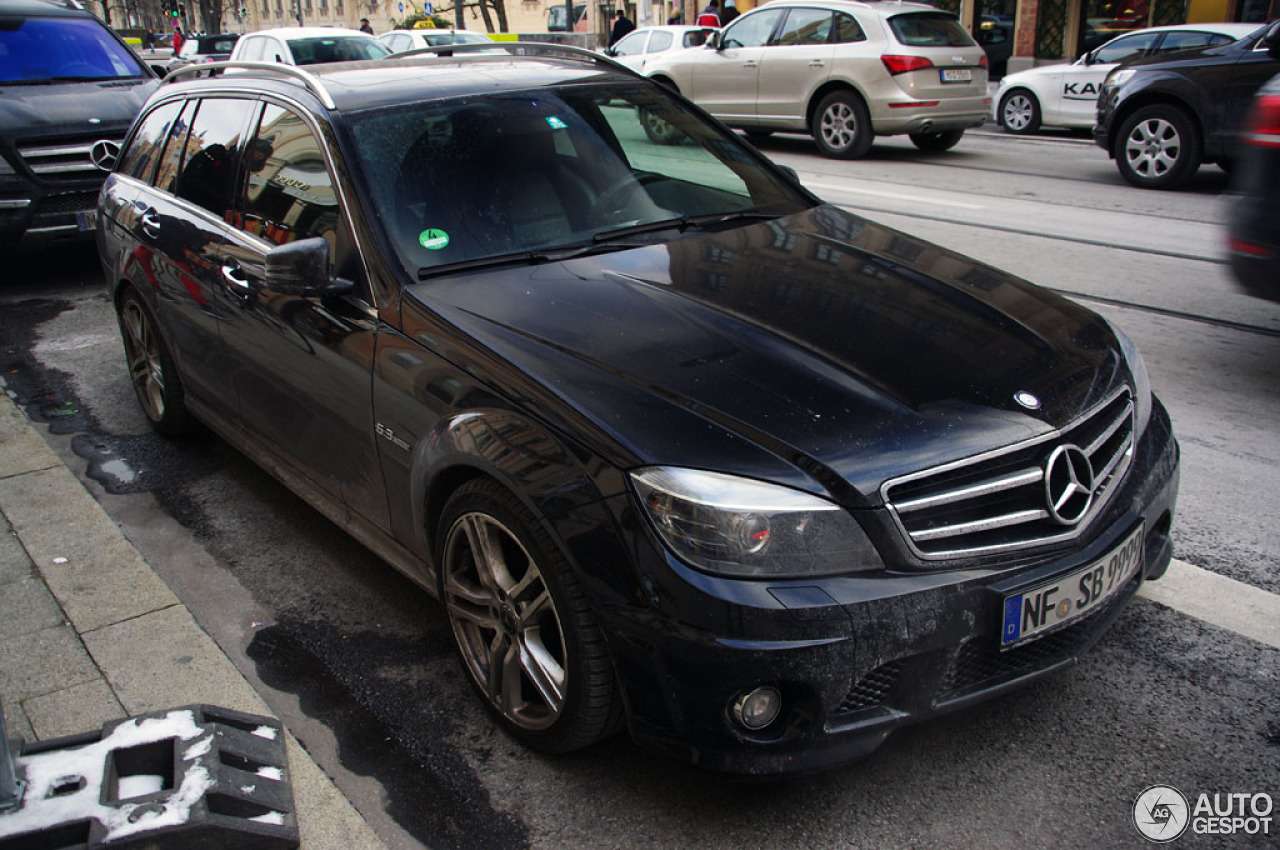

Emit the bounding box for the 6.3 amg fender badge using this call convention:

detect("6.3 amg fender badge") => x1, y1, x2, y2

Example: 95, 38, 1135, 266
1044, 443, 1095, 525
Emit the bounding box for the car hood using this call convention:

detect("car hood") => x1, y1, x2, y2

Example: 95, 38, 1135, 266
406, 206, 1128, 503
0, 77, 158, 140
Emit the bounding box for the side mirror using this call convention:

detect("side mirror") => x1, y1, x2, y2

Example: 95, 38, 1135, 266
604, 46, 616, 56
1266, 24, 1280, 57
707, 31, 722, 50
265, 237, 353, 297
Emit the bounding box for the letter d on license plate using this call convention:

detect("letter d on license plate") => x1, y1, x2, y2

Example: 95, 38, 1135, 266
1000, 524, 1144, 647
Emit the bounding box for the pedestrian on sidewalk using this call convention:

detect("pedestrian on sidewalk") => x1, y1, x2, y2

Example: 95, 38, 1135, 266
696, 0, 719, 27
720, 0, 738, 23
609, 9, 636, 46
359, 17, 374, 34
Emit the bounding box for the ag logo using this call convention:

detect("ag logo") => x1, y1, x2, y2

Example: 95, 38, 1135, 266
1134, 785, 1189, 842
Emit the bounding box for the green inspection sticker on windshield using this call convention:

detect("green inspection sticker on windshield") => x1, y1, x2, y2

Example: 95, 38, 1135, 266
419, 229, 450, 250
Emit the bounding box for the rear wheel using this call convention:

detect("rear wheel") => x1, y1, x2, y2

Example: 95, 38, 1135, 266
1114, 104, 1200, 190
437, 479, 622, 753
117, 289, 189, 436
639, 104, 682, 145
998, 89, 1041, 134
812, 90, 873, 159
909, 129, 965, 152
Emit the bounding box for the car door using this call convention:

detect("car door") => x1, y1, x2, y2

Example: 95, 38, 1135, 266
608, 28, 650, 71
691, 7, 784, 120
755, 7, 837, 124
216, 100, 387, 524
1053, 30, 1158, 121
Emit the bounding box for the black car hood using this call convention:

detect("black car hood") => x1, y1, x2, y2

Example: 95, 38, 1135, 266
407, 206, 1128, 502
0, 77, 158, 140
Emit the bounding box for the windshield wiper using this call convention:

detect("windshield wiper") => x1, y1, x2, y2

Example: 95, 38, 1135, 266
591, 210, 783, 244
416, 242, 634, 279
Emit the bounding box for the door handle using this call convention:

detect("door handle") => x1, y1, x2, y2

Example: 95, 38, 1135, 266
221, 261, 251, 293
810, 60, 825, 67
743, 60, 758, 68
140, 211, 160, 238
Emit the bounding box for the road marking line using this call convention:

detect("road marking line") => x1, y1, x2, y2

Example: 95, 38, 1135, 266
802, 181, 986, 210
1140, 558, 1280, 649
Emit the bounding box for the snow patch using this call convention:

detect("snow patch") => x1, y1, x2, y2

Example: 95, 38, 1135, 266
182, 735, 213, 761
250, 725, 278, 741
116, 775, 164, 799
255, 766, 283, 781
249, 811, 286, 826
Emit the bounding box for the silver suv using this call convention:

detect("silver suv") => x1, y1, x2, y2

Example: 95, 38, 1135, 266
643, 0, 989, 158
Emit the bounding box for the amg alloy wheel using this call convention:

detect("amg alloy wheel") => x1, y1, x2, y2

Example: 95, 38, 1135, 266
117, 290, 189, 435
813, 91, 872, 159
438, 479, 620, 752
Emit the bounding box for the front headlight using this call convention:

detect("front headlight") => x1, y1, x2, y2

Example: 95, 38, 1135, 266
630, 467, 883, 578
1105, 318, 1152, 434
1104, 68, 1137, 90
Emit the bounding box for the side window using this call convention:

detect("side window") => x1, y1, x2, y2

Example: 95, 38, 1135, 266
177, 97, 257, 220
649, 30, 673, 52
153, 99, 197, 194
722, 9, 784, 48
612, 31, 648, 56
240, 104, 340, 248
775, 9, 834, 46
1092, 32, 1158, 64
834, 13, 866, 43
239, 36, 265, 61
118, 100, 183, 183
1155, 31, 1228, 53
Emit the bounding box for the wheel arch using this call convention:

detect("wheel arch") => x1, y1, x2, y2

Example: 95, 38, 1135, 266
1109, 92, 1202, 157
806, 80, 867, 133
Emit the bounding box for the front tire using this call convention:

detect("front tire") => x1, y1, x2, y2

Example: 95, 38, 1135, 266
437, 479, 621, 753
639, 105, 682, 145
999, 89, 1041, 134
812, 90, 873, 159
909, 129, 965, 152
117, 289, 189, 436
1114, 104, 1201, 190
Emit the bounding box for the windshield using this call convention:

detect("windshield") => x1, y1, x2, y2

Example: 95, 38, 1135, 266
0, 15, 145, 83
348, 82, 813, 275
288, 35, 389, 64
425, 32, 492, 45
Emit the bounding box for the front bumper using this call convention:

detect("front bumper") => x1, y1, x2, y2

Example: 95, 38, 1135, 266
598, 399, 1178, 776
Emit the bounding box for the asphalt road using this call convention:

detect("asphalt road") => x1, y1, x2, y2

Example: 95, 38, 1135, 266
3, 125, 1278, 849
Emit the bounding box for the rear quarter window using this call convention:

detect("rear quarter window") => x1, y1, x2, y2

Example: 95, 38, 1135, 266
118, 100, 184, 182
888, 13, 975, 48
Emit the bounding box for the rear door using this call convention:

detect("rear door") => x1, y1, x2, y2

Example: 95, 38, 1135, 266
755, 7, 837, 123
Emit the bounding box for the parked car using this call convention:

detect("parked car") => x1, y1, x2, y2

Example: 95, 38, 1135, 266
1094, 19, 1280, 189
604, 25, 715, 73
228, 27, 388, 66
996, 23, 1260, 135
976, 14, 1012, 79
642, 0, 990, 158
377, 28, 498, 56
98, 47, 1178, 776
0, 0, 159, 252
165, 32, 239, 75
1227, 73, 1280, 298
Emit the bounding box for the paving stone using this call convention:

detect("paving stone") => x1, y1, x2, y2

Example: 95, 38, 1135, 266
1, 698, 34, 747
23, 679, 126, 741
0, 577, 63, 642
0, 625, 98, 703
0, 396, 59, 479
0, 524, 33, 586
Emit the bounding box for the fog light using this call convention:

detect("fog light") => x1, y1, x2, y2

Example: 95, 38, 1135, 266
733, 686, 781, 731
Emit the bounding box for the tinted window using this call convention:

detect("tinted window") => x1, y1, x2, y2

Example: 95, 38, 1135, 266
1155, 30, 1233, 53
241, 104, 339, 246
649, 30, 673, 51
119, 100, 183, 183
286, 35, 388, 64
177, 98, 256, 219
153, 100, 196, 193
834, 13, 865, 43
888, 13, 974, 48
0, 15, 145, 83
612, 30, 647, 56
775, 9, 833, 46
1092, 31, 1157, 64
722, 9, 783, 48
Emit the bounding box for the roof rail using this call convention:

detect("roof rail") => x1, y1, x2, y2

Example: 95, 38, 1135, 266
165, 61, 336, 109
390, 40, 635, 76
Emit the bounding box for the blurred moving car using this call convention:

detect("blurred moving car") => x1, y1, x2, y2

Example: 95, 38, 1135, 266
0, 0, 158, 251
643, 0, 990, 159
996, 23, 1260, 135
604, 25, 715, 73
228, 27, 388, 66
165, 32, 239, 75
378, 28, 498, 55
1227, 73, 1280, 298
1094, 19, 1280, 189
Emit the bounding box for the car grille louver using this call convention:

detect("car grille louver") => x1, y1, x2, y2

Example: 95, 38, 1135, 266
16, 132, 126, 181
883, 388, 1134, 561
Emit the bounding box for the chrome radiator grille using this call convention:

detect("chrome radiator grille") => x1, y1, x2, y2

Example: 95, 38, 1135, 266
883, 388, 1135, 561
16, 132, 125, 181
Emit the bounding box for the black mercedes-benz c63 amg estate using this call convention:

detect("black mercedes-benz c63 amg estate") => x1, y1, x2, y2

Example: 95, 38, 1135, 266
97, 44, 1179, 776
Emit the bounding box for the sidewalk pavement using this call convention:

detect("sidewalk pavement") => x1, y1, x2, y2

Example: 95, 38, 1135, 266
0, 390, 387, 849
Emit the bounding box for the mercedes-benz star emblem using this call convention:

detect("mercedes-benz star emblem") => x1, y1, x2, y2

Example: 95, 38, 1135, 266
1044, 444, 1095, 526
90, 140, 120, 172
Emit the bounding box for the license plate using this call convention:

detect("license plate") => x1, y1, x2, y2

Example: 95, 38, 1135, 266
1000, 524, 1144, 647
76, 210, 97, 232
941, 68, 972, 83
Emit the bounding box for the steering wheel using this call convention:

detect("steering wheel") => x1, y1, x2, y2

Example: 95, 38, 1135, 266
590, 171, 663, 223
